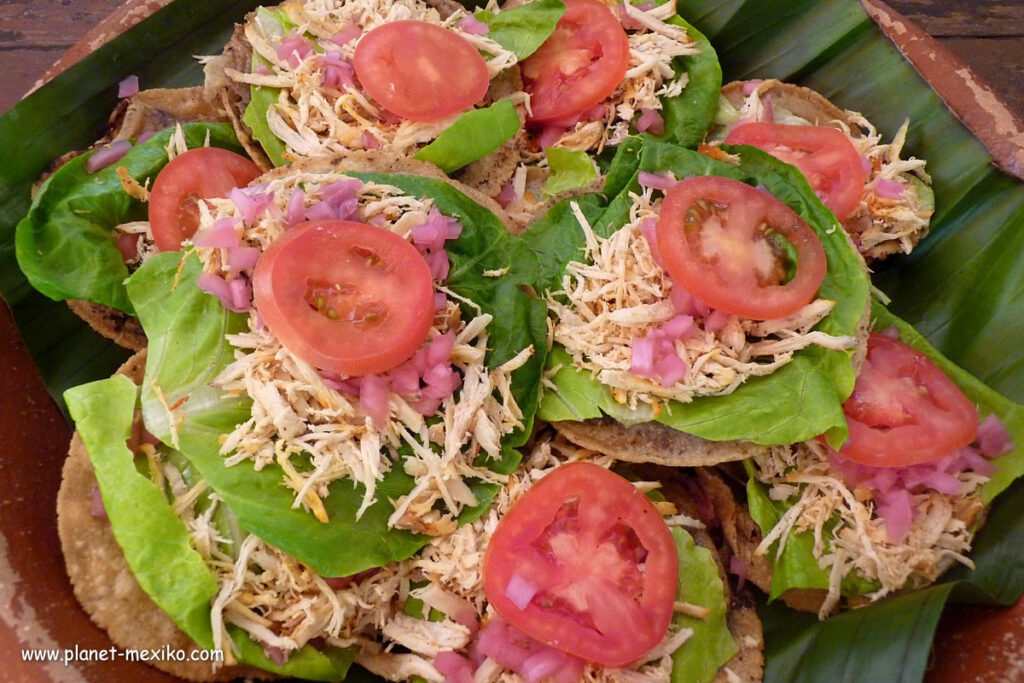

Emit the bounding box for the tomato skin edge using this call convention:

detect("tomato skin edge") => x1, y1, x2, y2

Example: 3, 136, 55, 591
148, 147, 261, 252
836, 334, 979, 468
724, 122, 868, 223
252, 219, 436, 377
481, 462, 679, 668
521, 0, 631, 125
655, 175, 828, 321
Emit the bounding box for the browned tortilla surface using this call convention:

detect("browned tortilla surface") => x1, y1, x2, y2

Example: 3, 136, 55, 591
56, 351, 267, 681
557, 418, 772, 468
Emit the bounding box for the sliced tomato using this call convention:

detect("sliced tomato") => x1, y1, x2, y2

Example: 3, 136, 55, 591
838, 333, 978, 468
148, 147, 261, 252
482, 462, 678, 668
252, 220, 435, 377
655, 175, 827, 320
724, 122, 867, 222
352, 20, 489, 122
520, 0, 630, 124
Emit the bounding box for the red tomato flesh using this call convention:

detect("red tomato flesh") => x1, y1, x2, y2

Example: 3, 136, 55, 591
252, 220, 435, 377
839, 333, 979, 468
520, 0, 630, 124
148, 147, 261, 252
724, 122, 867, 222
353, 20, 490, 122
655, 175, 827, 320
482, 462, 678, 668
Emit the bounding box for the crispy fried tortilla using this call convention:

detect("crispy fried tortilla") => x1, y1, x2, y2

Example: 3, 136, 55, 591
67, 298, 147, 351
201, 23, 273, 171
56, 351, 268, 681
720, 80, 852, 129
556, 418, 771, 467
109, 87, 231, 142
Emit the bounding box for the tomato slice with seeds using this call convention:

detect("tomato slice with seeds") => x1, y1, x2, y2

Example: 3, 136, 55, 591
655, 175, 827, 320
482, 462, 678, 668
520, 0, 630, 124
838, 333, 978, 468
252, 220, 435, 377
149, 147, 262, 252
353, 20, 490, 122
724, 122, 867, 222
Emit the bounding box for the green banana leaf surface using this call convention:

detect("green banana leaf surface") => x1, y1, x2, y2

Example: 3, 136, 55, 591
0, 0, 1022, 681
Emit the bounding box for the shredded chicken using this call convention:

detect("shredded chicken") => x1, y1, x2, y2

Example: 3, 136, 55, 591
191, 171, 530, 532
226, 0, 522, 161
751, 440, 986, 617
164, 439, 705, 680
546, 191, 857, 411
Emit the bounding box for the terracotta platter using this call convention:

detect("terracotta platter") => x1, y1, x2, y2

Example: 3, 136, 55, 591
0, 0, 1022, 681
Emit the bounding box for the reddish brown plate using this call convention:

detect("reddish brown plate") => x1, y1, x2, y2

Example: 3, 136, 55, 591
0, 1, 1022, 681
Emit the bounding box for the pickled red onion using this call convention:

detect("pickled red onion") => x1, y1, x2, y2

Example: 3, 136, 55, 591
504, 574, 539, 610
637, 170, 678, 191
85, 140, 132, 174
457, 15, 490, 35
636, 107, 665, 135
874, 178, 905, 199
434, 651, 474, 683
118, 75, 139, 98
277, 32, 313, 68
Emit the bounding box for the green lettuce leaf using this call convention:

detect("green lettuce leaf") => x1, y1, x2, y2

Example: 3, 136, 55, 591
543, 147, 598, 196
744, 462, 830, 597
65, 374, 354, 680
659, 15, 722, 148
128, 174, 546, 577
243, 7, 297, 167
414, 99, 521, 173
527, 135, 869, 445
229, 627, 356, 680
744, 458, 878, 599
128, 253, 467, 577
670, 528, 738, 682
14, 123, 244, 313
65, 374, 218, 643
244, 85, 289, 167
475, 0, 565, 59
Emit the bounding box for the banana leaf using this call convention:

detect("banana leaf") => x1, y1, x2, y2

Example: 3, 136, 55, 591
673, 1, 1024, 681
1, 0, 1022, 682
0, 0, 264, 405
